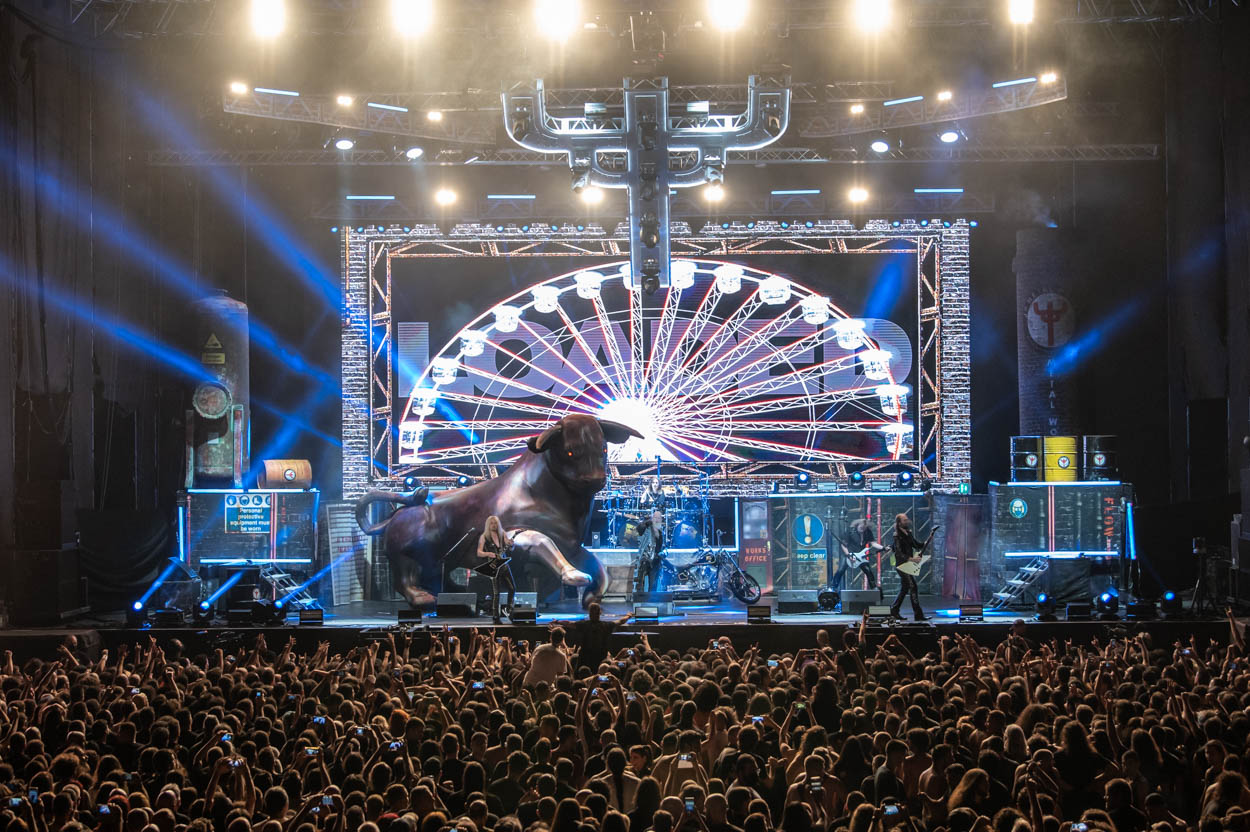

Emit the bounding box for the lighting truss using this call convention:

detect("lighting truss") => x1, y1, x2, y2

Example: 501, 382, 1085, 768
339, 223, 971, 498
63, 0, 1216, 39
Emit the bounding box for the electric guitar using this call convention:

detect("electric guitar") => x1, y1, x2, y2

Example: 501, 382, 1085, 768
894, 527, 939, 576
846, 542, 889, 570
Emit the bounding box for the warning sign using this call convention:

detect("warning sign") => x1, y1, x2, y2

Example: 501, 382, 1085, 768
204, 333, 223, 348
224, 493, 272, 534
202, 333, 225, 365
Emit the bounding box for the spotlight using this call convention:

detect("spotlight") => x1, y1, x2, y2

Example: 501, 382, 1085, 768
580, 186, 604, 205
853, 0, 891, 32
126, 601, 148, 628
850, 103, 865, 114
534, 0, 580, 40
456, 475, 472, 487
794, 471, 812, 491
404, 146, 424, 160
426, 109, 444, 122
1095, 591, 1119, 620
848, 471, 866, 490
937, 90, 953, 101
640, 267, 661, 296
707, 0, 749, 30
939, 130, 960, 144
1160, 590, 1183, 618
1034, 592, 1057, 622
250, 0, 285, 38
870, 139, 890, 154
817, 587, 840, 611
132, 600, 144, 612
336, 94, 354, 106
704, 183, 726, 202
193, 600, 214, 625
848, 187, 869, 204
333, 136, 356, 151
1040, 71, 1058, 84
1008, 0, 1034, 23
391, 0, 432, 35
895, 471, 914, 490
403, 475, 419, 490
229, 81, 249, 95
434, 188, 457, 206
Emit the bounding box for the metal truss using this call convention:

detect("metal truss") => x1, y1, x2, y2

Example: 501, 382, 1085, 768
148, 142, 1159, 168
60, 0, 1216, 39
347, 224, 967, 494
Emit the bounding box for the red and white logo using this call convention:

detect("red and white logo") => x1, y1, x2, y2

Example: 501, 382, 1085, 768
1026, 292, 1074, 349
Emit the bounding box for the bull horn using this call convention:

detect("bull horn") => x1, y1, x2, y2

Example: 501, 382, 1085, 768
527, 421, 564, 453
599, 419, 644, 445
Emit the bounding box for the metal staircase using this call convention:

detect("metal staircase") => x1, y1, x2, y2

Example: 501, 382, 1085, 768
259, 564, 320, 610
989, 557, 1049, 610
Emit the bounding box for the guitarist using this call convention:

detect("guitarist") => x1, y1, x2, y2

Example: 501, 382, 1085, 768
889, 512, 935, 622
633, 503, 665, 596
838, 518, 880, 591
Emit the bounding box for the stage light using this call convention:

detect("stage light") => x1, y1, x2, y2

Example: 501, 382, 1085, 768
834, 318, 867, 349
424, 111, 445, 125
970, 220, 979, 227
1035, 592, 1057, 621
870, 139, 889, 154
794, 471, 812, 491
853, 0, 891, 31
714, 263, 743, 294
880, 422, 914, 455
1095, 591, 1119, 619
404, 146, 424, 160
403, 475, 419, 489
580, 186, 604, 205
434, 188, 456, 206
575, 270, 605, 299
460, 330, 487, 357
1008, 0, 1034, 23
850, 103, 865, 114
848, 471, 866, 489
250, 0, 285, 38
1040, 71, 1058, 84
532, 285, 560, 313
759, 275, 792, 305
919, 219, 930, 226
493, 305, 521, 332
132, 600, 144, 612
801, 295, 830, 325
937, 90, 953, 101
430, 357, 459, 385
336, 94, 354, 106
877, 384, 909, 417
1160, 590, 1183, 617
456, 475, 472, 487
334, 137, 355, 151
534, 0, 580, 40
671, 260, 697, 290
940, 130, 960, 143
704, 183, 726, 202
392, 0, 432, 35
895, 471, 913, 489
707, 0, 749, 30
229, 81, 249, 95
848, 187, 869, 204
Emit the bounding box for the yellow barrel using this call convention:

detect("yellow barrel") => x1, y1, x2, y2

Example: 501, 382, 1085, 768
1042, 436, 1078, 482
260, 459, 312, 489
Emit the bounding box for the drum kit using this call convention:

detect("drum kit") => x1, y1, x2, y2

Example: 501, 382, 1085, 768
597, 475, 762, 605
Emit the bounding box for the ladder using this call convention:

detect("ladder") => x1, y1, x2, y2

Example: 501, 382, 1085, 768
989, 557, 1049, 610
259, 564, 321, 610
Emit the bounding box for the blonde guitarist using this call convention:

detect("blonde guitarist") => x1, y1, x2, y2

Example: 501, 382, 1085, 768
889, 513, 938, 622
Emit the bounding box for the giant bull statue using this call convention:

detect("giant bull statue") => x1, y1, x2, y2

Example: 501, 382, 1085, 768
355, 415, 642, 607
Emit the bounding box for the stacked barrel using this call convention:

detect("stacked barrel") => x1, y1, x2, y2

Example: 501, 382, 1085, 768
1010, 435, 1118, 482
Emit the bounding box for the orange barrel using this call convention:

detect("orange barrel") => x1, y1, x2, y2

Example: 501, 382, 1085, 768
1081, 435, 1118, 481
1042, 436, 1078, 482
1010, 436, 1042, 482
260, 459, 313, 489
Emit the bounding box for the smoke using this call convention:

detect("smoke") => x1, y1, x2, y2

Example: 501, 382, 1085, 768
445, 301, 480, 334
1003, 189, 1059, 228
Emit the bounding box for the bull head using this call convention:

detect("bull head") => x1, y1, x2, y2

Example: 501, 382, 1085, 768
526, 417, 642, 453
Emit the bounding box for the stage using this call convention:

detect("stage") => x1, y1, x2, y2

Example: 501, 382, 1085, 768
0, 596, 1231, 664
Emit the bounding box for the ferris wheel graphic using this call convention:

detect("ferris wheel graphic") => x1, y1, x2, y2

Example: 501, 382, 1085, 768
396, 259, 914, 474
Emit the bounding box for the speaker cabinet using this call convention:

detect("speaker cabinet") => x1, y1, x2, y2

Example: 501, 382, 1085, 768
840, 589, 879, 615
434, 592, 478, 617
777, 589, 819, 614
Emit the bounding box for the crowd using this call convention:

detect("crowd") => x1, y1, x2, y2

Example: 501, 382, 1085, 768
1, 604, 1248, 832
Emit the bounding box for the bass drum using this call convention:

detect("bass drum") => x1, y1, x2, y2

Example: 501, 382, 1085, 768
670, 520, 702, 549
612, 516, 640, 546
